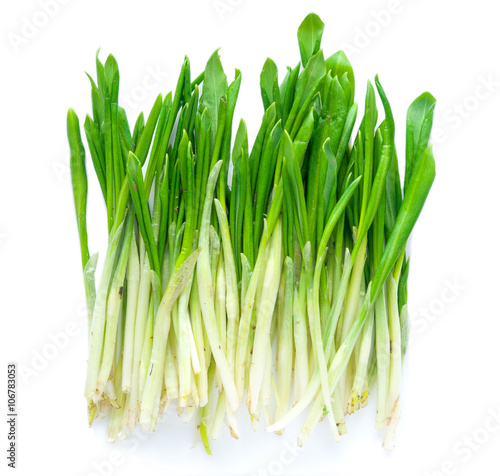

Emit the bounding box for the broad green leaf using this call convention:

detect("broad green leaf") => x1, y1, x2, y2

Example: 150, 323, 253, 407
201, 50, 228, 142
327, 76, 348, 154
326, 50, 355, 106
260, 58, 281, 115
405, 92, 436, 192
297, 13, 325, 67
295, 49, 326, 112
371, 145, 435, 301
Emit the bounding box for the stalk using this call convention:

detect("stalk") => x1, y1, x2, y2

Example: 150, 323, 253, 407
214, 255, 227, 391
197, 161, 238, 411
140, 249, 201, 427
177, 275, 195, 405
306, 244, 339, 439
234, 220, 270, 400
96, 214, 134, 397
293, 267, 309, 403
84, 220, 124, 402
190, 277, 208, 406
127, 238, 151, 427
384, 274, 402, 449
248, 219, 282, 414
214, 199, 240, 381
274, 257, 294, 431
164, 331, 179, 401
349, 307, 375, 413
122, 237, 140, 392
374, 285, 390, 429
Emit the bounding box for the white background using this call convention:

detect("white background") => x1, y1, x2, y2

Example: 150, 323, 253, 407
1, 0, 500, 475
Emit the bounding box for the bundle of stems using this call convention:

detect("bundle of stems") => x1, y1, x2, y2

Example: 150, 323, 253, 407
68, 13, 435, 452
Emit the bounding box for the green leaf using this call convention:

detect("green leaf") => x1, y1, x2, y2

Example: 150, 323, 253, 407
117, 107, 132, 151
127, 152, 160, 276
292, 107, 315, 166
284, 131, 309, 245
353, 76, 394, 259
85, 72, 104, 131
250, 103, 275, 194
131, 112, 144, 151
67, 108, 90, 271
229, 120, 248, 276
201, 50, 228, 142
327, 76, 348, 154
281, 63, 300, 125
326, 50, 355, 106
371, 146, 435, 301
398, 257, 410, 314
83, 115, 106, 200
322, 139, 337, 213
384, 148, 402, 237
260, 58, 282, 117
405, 92, 436, 192
253, 120, 282, 249
295, 49, 326, 113
104, 54, 119, 104
317, 174, 362, 261
219, 69, 242, 206
297, 13, 325, 68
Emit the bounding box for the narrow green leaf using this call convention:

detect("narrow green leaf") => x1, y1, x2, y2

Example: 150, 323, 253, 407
67, 108, 90, 270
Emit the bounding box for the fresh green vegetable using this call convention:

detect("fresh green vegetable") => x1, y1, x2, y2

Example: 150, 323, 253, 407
68, 13, 436, 452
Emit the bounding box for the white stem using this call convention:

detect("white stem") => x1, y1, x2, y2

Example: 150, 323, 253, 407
164, 332, 179, 400
84, 221, 124, 401
214, 199, 240, 383
274, 257, 293, 429
96, 218, 133, 397
141, 249, 201, 425
190, 278, 207, 406
293, 269, 309, 403
267, 286, 372, 433
375, 284, 390, 429
178, 276, 195, 405
122, 239, 141, 393
261, 340, 273, 407
214, 254, 226, 390
349, 307, 374, 413
385, 275, 402, 445
308, 244, 338, 438
209, 391, 226, 440
127, 239, 151, 428
235, 221, 270, 401
249, 220, 282, 415
197, 161, 238, 411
